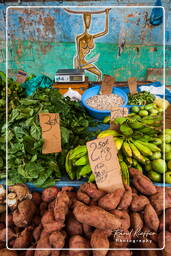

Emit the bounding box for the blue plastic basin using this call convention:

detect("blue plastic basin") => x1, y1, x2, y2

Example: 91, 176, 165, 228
81, 85, 128, 120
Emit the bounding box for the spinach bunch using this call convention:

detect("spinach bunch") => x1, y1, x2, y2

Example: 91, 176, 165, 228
1, 88, 98, 187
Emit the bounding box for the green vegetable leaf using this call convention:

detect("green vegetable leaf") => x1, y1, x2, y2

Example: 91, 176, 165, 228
30, 122, 41, 140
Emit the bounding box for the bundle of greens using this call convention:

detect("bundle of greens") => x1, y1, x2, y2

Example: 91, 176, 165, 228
0, 72, 26, 179
128, 91, 155, 105
0, 87, 98, 187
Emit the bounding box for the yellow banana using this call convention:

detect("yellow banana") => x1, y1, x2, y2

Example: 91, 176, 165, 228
120, 161, 130, 186
122, 141, 132, 158
115, 138, 124, 151
97, 129, 120, 139
133, 140, 152, 157
129, 142, 146, 164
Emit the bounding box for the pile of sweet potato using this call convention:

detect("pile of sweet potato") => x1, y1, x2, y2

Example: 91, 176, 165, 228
0, 168, 171, 256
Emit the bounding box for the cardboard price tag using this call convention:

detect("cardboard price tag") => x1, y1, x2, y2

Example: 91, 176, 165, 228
16, 70, 27, 84
128, 77, 137, 95
110, 107, 128, 129
100, 74, 115, 95
86, 135, 124, 192
39, 113, 62, 154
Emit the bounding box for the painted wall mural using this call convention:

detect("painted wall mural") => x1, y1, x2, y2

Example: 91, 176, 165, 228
64, 8, 110, 80
0, 4, 170, 82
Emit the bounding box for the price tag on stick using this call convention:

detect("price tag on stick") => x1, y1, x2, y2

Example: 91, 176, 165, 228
39, 113, 62, 154
100, 74, 115, 95
86, 135, 124, 192
110, 107, 128, 129
128, 77, 137, 95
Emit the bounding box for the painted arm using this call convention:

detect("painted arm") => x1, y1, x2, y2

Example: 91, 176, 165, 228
93, 9, 110, 39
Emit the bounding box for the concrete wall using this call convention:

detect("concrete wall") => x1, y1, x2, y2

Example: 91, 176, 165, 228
0, 1, 171, 82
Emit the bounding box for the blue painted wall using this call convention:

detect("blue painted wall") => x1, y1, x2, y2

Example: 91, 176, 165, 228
0, 1, 170, 82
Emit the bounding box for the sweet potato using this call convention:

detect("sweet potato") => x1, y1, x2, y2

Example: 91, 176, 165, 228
33, 224, 43, 241
62, 186, 73, 191
80, 183, 105, 201
158, 231, 171, 255
0, 249, 18, 256
66, 215, 83, 235
107, 249, 132, 256
69, 235, 90, 256
13, 227, 32, 248
48, 200, 55, 211
9, 184, 32, 201
130, 212, 143, 231
129, 168, 157, 195
13, 200, 36, 227
144, 204, 159, 232
0, 228, 16, 242
41, 210, 54, 226
150, 188, 171, 213
7, 214, 14, 227
130, 194, 149, 212
110, 210, 130, 231
54, 191, 70, 222
43, 221, 64, 233
138, 239, 159, 256
77, 191, 90, 205
0, 223, 5, 230
73, 201, 122, 230
90, 229, 109, 256
35, 235, 51, 256
25, 245, 35, 256
110, 230, 131, 248
40, 202, 48, 216
159, 208, 171, 231
42, 187, 59, 203
118, 185, 132, 210
49, 231, 66, 248
32, 215, 41, 226
32, 192, 42, 206
98, 188, 125, 211
83, 223, 94, 239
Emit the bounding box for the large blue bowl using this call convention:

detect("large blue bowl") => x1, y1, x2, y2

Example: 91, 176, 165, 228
81, 85, 128, 120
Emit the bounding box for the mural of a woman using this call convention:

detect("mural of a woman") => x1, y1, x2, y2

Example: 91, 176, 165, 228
64, 9, 111, 81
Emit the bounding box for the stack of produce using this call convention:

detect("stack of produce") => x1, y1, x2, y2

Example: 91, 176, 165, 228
0, 85, 98, 187
66, 103, 168, 184
0, 170, 170, 255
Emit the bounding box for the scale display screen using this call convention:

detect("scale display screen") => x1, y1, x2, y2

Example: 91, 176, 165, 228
70, 76, 82, 81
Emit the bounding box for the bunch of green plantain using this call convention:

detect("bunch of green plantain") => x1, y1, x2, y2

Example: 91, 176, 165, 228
65, 145, 95, 182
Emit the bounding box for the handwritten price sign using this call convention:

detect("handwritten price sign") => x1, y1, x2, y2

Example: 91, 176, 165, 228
86, 135, 124, 192
39, 113, 62, 154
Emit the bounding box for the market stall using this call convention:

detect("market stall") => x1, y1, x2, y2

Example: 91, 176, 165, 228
0, 4, 171, 255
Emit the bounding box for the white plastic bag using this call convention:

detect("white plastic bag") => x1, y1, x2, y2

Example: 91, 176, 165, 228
63, 88, 82, 101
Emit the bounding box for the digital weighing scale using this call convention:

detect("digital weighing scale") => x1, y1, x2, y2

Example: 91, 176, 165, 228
55, 69, 85, 83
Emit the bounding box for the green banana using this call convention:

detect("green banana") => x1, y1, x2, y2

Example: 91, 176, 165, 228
118, 151, 123, 162
79, 164, 92, 178
65, 150, 75, 180
138, 141, 161, 152
115, 138, 124, 151
135, 162, 143, 172
125, 156, 133, 165
138, 127, 156, 135
133, 140, 153, 157
122, 141, 132, 158
97, 129, 121, 138
88, 173, 95, 182
74, 155, 89, 166
129, 142, 146, 164
120, 124, 133, 136
69, 145, 88, 160
132, 158, 138, 167
128, 121, 144, 129
120, 161, 130, 185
